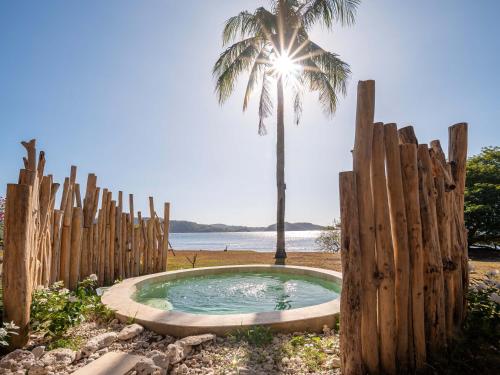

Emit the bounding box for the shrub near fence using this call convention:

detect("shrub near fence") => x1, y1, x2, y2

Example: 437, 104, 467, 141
339, 81, 468, 375
2, 140, 171, 348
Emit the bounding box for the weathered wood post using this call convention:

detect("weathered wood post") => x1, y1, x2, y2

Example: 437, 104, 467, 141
417, 144, 447, 353
448, 123, 468, 325
384, 123, 411, 371
399, 143, 426, 369
352, 80, 379, 373
3, 184, 33, 349
339, 172, 364, 375
69, 207, 83, 290
162, 202, 171, 271
371, 123, 397, 375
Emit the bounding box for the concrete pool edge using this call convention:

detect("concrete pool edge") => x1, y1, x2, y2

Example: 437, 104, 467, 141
102, 265, 342, 337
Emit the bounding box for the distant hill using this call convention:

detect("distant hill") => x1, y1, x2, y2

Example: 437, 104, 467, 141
169, 221, 324, 233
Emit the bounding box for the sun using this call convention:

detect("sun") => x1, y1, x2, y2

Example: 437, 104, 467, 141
271, 52, 299, 78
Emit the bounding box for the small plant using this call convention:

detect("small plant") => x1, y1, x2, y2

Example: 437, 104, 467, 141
315, 220, 341, 253
0, 321, 19, 347
31, 275, 114, 339
185, 254, 198, 268
281, 334, 328, 371
231, 325, 273, 347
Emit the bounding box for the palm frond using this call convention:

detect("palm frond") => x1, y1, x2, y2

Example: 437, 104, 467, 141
243, 48, 271, 111
213, 38, 263, 104
258, 72, 273, 135
222, 8, 277, 46
301, 54, 349, 114
292, 85, 303, 125
301, 0, 360, 29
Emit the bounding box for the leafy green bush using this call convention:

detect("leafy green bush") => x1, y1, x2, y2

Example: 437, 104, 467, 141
0, 321, 19, 347
466, 271, 500, 342
282, 334, 327, 371
31, 275, 114, 338
231, 325, 273, 347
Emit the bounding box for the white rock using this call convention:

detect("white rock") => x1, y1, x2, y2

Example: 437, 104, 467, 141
0, 349, 36, 371
28, 361, 48, 375
133, 357, 165, 375
166, 344, 188, 364
146, 350, 169, 369
41, 348, 76, 367
82, 332, 118, 356
31, 346, 45, 360
118, 324, 144, 341
175, 334, 215, 347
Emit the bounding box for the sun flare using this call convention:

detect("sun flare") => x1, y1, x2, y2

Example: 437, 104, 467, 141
271, 53, 299, 78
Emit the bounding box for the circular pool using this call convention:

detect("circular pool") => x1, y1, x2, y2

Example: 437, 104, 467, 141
102, 265, 342, 337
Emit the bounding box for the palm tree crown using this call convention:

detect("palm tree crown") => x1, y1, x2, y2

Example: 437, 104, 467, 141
213, 0, 359, 134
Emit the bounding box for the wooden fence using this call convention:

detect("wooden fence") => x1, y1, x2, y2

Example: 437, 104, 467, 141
340, 81, 468, 374
3, 140, 171, 348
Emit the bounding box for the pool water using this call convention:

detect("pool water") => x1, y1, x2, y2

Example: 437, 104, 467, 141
133, 272, 341, 315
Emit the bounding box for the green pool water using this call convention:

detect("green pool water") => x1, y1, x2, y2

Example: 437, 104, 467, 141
133, 271, 341, 315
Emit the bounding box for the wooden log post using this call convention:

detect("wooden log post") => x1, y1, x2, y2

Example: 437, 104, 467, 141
339, 172, 364, 375
371, 123, 397, 375
50, 210, 64, 284
104, 191, 112, 285
69, 207, 83, 290
115, 191, 123, 280
162, 202, 170, 271
352, 80, 379, 373
81, 174, 97, 279
448, 123, 468, 325
97, 189, 108, 286
129, 194, 135, 277
108, 201, 116, 284
384, 123, 412, 371
3, 184, 33, 349
417, 145, 447, 354
400, 144, 426, 369
430, 148, 455, 341
398, 126, 418, 145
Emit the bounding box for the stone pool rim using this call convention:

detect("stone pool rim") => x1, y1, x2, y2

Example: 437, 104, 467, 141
102, 265, 342, 337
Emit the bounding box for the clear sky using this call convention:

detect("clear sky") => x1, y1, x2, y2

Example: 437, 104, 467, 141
0, 0, 499, 226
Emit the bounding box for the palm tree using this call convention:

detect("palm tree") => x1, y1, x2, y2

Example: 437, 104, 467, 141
213, 0, 359, 262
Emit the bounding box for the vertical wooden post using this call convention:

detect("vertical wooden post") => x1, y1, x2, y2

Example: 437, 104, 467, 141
115, 191, 123, 280
400, 144, 426, 369
352, 80, 379, 373
371, 123, 397, 375
50, 210, 63, 284
339, 172, 364, 375
417, 145, 447, 354
109, 201, 116, 284
384, 124, 411, 371
162, 202, 170, 271
3, 184, 33, 349
448, 123, 468, 325
129, 194, 135, 277
69, 207, 83, 290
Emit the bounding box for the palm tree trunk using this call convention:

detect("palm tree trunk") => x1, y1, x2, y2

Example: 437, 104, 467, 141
275, 76, 287, 263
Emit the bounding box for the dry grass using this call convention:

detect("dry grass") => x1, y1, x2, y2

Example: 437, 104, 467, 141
167, 249, 499, 278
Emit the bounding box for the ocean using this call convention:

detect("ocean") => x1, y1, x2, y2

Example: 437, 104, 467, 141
169, 230, 323, 252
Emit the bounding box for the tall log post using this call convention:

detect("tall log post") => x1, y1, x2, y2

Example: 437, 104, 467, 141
50, 210, 64, 284
417, 145, 447, 354
400, 144, 426, 368
352, 80, 379, 373
384, 123, 411, 371
162, 202, 170, 271
129, 194, 135, 277
3, 184, 33, 349
371, 123, 397, 375
109, 201, 116, 284
115, 191, 123, 280
448, 123, 468, 325
339, 172, 364, 375
69, 207, 83, 290
104, 191, 112, 285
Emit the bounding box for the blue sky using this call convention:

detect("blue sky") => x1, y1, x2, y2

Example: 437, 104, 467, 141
0, 0, 499, 226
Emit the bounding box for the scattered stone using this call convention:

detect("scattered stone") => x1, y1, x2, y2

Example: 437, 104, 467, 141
31, 346, 45, 360
133, 357, 165, 375
41, 348, 76, 367
72, 351, 143, 375
166, 343, 187, 364
82, 332, 118, 357
27, 361, 48, 375
175, 334, 215, 347
146, 350, 169, 369
118, 324, 144, 341
0, 349, 35, 371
